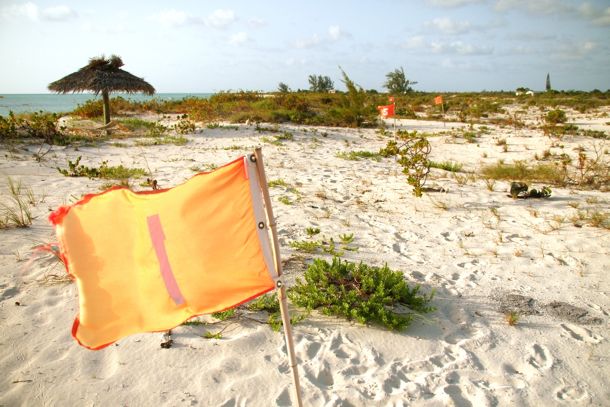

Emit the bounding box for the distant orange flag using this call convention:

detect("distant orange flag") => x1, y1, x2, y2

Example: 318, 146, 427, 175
434, 95, 443, 105
50, 156, 278, 349
388, 96, 395, 103
377, 104, 395, 118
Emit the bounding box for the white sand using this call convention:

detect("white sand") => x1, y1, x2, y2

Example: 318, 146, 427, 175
1, 112, 609, 406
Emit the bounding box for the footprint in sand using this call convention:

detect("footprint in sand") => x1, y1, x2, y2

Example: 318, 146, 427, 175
443, 384, 473, 407
555, 385, 589, 402
329, 332, 359, 362
0, 285, 19, 302
527, 344, 553, 370
303, 360, 334, 388
560, 323, 603, 344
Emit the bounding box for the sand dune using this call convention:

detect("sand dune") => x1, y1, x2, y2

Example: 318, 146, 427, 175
1, 112, 608, 406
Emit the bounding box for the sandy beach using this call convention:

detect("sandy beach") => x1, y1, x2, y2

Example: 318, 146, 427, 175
1, 110, 608, 406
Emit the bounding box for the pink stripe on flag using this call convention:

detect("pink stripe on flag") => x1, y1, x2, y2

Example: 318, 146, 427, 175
146, 214, 185, 306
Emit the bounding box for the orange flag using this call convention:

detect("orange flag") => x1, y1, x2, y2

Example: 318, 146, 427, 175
377, 104, 395, 118
50, 156, 277, 349
388, 96, 395, 103
434, 95, 443, 105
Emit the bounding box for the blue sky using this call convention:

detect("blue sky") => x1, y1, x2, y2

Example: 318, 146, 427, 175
1, 0, 609, 93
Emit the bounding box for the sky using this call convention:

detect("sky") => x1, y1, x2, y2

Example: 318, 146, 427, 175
0, 0, 609, 93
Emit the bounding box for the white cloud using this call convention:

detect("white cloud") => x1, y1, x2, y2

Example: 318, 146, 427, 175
205, 9, 235, 29
151, 8, 236, 29
229, 32, 249, 45
285, 58, 307, 66
579, 3, 610, 26
150, 9, 191, 27
403, 36, 425, 49
427, 0, 483, 7
495, 0, 566, 14
0, 2, 39, 20
294, 34, 322, 49
329, 25, 350, 41
329, 26, 341, 40
247, 17, 266, 28
431, 40, 493, 55
42, 5, 76, 21
1, 2, 76, 22
426, 17, 472, 34
495, 0, 610, 26
553, 41, 597, 60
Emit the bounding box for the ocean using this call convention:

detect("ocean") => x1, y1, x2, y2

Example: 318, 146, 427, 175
0, 93, 212, 116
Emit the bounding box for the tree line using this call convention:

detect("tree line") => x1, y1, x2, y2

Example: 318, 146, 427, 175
278, 66, 417, 94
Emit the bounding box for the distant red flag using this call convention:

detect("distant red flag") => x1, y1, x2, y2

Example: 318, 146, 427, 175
434, 95, 443, 105
388, 96, 395, 103
377, 104, 395, 118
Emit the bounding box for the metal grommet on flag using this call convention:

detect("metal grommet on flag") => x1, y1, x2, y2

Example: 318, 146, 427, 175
258, 221, 265, 229
276, 279, 283, 288
249, 154, 256, 162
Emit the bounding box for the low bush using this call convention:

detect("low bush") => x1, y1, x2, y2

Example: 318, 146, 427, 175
380, 130, 431, 197
57, 156, 147, 180
545, 109, 567, 125
336, 150, 382, 161
481, 161, 566, 184
290, 258, 435, 330
429, 160, 463, 172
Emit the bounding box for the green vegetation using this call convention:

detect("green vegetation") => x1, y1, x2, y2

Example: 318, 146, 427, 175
308, 74, 334, 92
290, 258, 435, 330
481, 161, 566, 184
483, 149, 608, 189
135, 135, 188, 146
57, 156, 147, 179
380, 130, 431, 197
545, 109, 567, 125
1, 178, 35, 228
290, 227, 358, 256
268, 179, 289, 188
212, 309, 236, 321
290, 240, 321, 253
0, 111, 70, 145
42, 88, 605, 130
506, 311, 520, 326
336, 150, 382, 161
384, 67, 417, 94
278, 196, 292, 205
306, 227, 321, 237
429, 160, 463, 172
247, 293, 306, 332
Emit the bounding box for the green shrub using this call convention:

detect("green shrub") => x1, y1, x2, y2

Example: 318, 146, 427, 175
247, 293, 305, 332
481, 161, 566, 184
290, 258, 435, 330
545, 109, 567, 125
429, 160, 463, 172
57, 156, 147, 179
0, 112, 19, 139
212, 309, 236, 321
336, 150, 381, 161
174, 117, 196, 134
380, 131, 431, 197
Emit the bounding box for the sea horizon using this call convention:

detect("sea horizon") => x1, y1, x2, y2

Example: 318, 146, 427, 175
0, 93, 213, 116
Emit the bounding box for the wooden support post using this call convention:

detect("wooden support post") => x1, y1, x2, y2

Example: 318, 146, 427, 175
253, 148, 303, 407
102, 89, 111, 125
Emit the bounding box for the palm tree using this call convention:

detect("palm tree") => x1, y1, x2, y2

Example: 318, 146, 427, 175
48, 55, 155, 124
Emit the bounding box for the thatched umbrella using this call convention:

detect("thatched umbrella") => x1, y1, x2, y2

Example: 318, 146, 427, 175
48, 55, 155, 124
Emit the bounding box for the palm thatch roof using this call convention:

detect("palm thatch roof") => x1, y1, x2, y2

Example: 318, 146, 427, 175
48, 55, 155, 95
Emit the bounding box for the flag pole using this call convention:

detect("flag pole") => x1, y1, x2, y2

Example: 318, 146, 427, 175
253, 147, 304, 407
